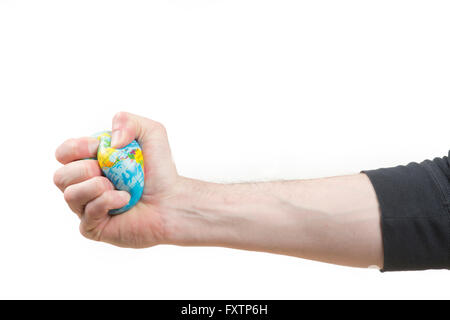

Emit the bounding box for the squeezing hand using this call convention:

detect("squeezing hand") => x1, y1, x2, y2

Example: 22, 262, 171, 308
54, 112, 180, 248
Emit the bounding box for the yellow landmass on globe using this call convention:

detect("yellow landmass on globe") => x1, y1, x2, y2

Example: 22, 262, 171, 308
98, 147, 116, 168
134, 148, 144, 167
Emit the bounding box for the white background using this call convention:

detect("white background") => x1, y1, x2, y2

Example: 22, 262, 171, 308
0, 0, 449, 299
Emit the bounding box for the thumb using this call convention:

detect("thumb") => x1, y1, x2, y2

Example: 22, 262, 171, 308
110, 111, 164, 149
110, 111, 178, 194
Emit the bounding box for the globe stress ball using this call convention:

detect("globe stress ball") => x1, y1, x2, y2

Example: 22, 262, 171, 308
93, 131, 145, 214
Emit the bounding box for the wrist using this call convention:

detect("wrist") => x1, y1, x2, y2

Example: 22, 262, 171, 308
160, 177, 240, 247
159, 177, 288, 252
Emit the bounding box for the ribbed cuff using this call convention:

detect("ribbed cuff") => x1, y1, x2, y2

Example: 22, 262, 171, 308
363, 158, 450, 272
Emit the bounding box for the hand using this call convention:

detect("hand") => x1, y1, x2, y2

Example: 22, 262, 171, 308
54, 112, 181, 248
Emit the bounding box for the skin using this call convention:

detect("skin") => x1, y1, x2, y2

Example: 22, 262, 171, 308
54, 112, 383, 269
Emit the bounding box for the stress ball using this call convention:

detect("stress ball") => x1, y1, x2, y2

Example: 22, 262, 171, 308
93, 131, 144, 215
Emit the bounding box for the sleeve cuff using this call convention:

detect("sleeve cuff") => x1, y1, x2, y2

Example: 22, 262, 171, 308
363, 158, 450, 271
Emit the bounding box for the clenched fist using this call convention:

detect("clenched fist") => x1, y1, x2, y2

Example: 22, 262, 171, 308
54, 112, 181, 248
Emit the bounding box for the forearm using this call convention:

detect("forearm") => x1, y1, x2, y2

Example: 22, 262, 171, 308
163, 174, 383, 269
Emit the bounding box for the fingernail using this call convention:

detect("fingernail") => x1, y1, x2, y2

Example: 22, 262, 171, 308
111, 130, 121, 148
88, 139, 99, 155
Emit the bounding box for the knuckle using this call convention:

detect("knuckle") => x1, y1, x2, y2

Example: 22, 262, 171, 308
63, 185, 76, 203
79, 222, 100, 241
153, 121, 167, 136
94, 176, 111, 192
56, 138, 77, 163
79, 223, 92, 239
54, 147, 62, 162
65, 138, 78, 156
55, 140, 69, 162
114, 111, 129, 120
83, 202, 95, 218
113, 111, 129, 128
53, 169, 64, 189
84, 196, 103, 217
100, 190, 113, 206
84, 160, 99, 179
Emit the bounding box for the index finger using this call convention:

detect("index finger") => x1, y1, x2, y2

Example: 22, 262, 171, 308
55, 137, 99, 164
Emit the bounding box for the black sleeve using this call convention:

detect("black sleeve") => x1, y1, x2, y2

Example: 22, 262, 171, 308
363, 151, 450, 272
